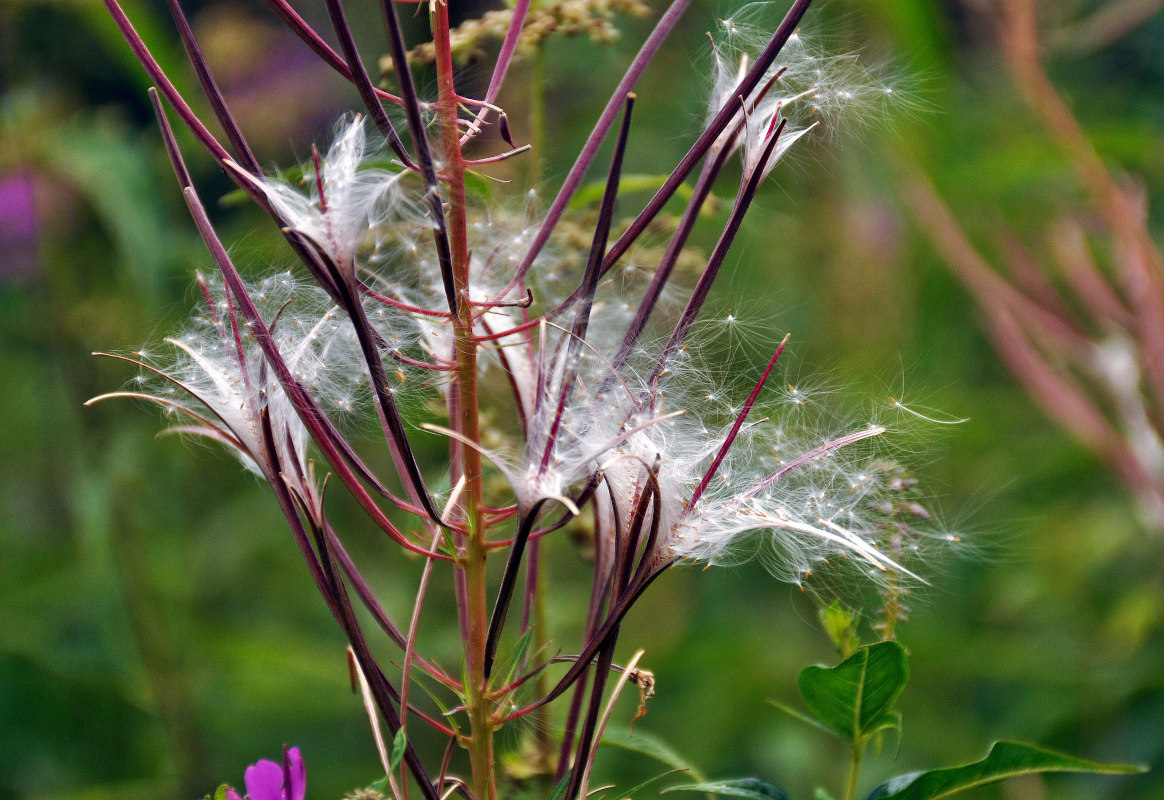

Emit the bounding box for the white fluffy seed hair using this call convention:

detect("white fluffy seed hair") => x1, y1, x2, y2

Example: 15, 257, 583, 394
509, 327, 917, 585
137, 271, 382, 477
256, 115, 420, 268
706, 2, 904, 166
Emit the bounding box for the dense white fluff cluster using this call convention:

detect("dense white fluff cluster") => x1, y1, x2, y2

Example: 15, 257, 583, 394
121, 272, 374, 480
255, 115, 417, 270
511, 331, 919, 584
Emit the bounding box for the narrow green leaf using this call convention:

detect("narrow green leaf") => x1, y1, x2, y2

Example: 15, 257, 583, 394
798, 641, 909, 743
597, 768, 687, 800
865, 741, 1147, 800
548, 773, 572, 800
490, 627, 536, 691
463, 169, 496, 200
601, 726, 709, 784
664, 778, 792, 800
814, 788, 838, 800
766, 699, 840, 737
407, 670, 463, 738
212, 784, 229, 800
390, 728, 408, 771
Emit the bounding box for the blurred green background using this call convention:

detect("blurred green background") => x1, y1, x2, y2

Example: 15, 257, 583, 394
2, 1, 1162, 799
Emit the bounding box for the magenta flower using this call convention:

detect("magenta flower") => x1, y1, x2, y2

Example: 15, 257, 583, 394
225, 747, 306, 800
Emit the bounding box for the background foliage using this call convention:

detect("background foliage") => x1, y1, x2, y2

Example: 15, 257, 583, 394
1, 0, 1161, 799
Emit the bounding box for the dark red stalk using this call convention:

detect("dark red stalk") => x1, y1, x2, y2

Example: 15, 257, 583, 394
485, 0, 529, 106
688, 334, 789, 509
607, 138, 737, 374
378, 0, 459, 317
326, 526, 460, 689
262, 0, 404, 104
308, 521, 443, 800
323, 0, 416, 169
508, 0, 814, 297
596, 0, 814, 279
504, 0, 695, 291
326, 260, 448, 526
553, 511, 610, 783
539, 94, 636, 473
360, 282, 453, 318
483, 500, 548, 679
258, 413, 340, 624
502, 560, 669, 720
649, 118, 788, 385
563, 639, 616, 800
460, 0, 531, 143
103, 0, 231, 163
163, 0, 261, 174
616, 466, 663, 601
115, 1, 346, 307
148, 90, 432, 518
519, 538, 541, 634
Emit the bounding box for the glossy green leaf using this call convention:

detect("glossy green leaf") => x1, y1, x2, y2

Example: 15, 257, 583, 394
798, 641, 909, 743
664, 778, 792, 800
865, 741, 1147, 800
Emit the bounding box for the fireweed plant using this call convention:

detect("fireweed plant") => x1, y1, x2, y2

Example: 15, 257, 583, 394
90, 0, 1144, 799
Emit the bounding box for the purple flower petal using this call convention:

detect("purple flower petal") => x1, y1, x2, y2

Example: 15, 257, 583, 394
283, 747, 306, 800
244, 758, 285, 800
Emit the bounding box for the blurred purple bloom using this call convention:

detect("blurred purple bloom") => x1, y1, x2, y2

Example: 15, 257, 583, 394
226, 747, 306, 800
0, 170, 42, 281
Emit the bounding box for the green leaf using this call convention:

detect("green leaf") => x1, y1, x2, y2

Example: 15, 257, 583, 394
818, 601, 861, 658
568, 174, 697, 209
601, 726, 709, 784
596, 768, 687, 800
490, 627, 536, 691
463, 169, 496, 200
814, 789, 838, 800
865, 741, 1147, 800
212, 784, 230, 800
868, 710, 903, 740
407, 667, 463, 738
767, 699, 841, 737
664, 778, 792, 800
548, 773, 572, 800
798, 641, 909, 744
390, 728, 408, 771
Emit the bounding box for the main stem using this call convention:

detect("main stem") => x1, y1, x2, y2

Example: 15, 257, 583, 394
843, 741, 864, 800
432, 5, 495, 800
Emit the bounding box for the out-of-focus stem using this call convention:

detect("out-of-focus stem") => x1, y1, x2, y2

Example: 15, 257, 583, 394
431, 4, 494, 800
531, 45, 547, 187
